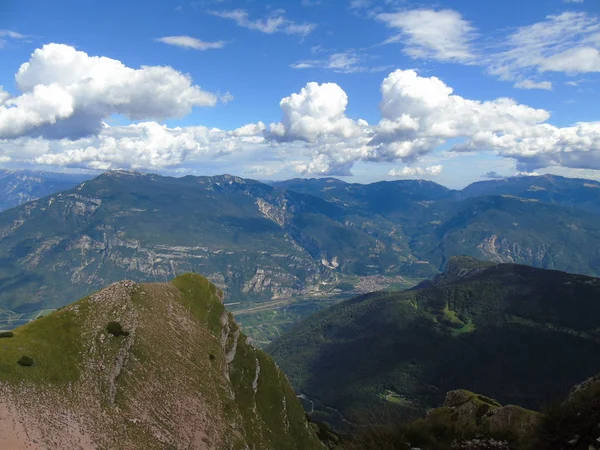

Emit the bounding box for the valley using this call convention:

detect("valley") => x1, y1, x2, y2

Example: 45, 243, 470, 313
3, 171, 600, 346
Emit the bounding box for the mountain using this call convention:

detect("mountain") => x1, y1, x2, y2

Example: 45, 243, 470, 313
0, 273, 323, 449
345, 374, 600, 450
0, 169, 92, 212
0, 170, 427, 323
267, 257, 600, 429
459, 174, 600, 214
4, 171, 600, 345
345, 388, 540, 450
274, 175, 600, 275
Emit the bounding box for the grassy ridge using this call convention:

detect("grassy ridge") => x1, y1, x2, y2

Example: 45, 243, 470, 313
0, 273, 323, 449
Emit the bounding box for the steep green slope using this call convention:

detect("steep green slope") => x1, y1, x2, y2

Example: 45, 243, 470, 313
268, 257, 600, 428
0, 273, 322, 449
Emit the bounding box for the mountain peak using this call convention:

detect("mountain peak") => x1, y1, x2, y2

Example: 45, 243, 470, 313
0, 274, 322, 449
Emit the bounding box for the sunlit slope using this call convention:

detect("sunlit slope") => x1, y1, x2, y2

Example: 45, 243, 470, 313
0, 273, 322, 450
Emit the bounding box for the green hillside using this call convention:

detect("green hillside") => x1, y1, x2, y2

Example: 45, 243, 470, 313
0, 273, 322, 449
267, 257, 600, 429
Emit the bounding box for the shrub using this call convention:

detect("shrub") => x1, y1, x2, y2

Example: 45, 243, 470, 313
209, 353, 216, 361
106, 321, 130, 337
17, 356, 34, 366
0, 331, 14, 338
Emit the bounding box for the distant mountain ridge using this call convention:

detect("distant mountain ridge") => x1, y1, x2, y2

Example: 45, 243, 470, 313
0, 169, 93, 212
3, 171, 600, 339
268, 257, 600, 428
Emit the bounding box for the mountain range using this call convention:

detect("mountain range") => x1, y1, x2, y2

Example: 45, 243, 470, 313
3, 171, 600, 345
268, 256, 600, 430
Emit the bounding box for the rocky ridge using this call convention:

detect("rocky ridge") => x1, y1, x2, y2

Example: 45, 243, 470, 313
0, 274, 323, 449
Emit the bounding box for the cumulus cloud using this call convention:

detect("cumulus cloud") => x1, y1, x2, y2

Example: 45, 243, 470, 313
156, 36, 226, 50
369, 69, 549, 162
0, 86, 11, 105
208, 9, 316, 36
459, 121, 600, 172
377, 9, 477, 63
266, 69, 600, 175
0, 121, 266, 171
389, 165, 443, 177
2, 47, 600, 179
266, 82, 367, 142
0, 44, 217, 140
514, 79, 553, 90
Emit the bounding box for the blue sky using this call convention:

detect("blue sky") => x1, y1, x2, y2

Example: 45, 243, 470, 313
0, 0, 599, 187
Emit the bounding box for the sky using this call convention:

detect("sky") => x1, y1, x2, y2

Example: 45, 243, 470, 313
0, 0, 599, 188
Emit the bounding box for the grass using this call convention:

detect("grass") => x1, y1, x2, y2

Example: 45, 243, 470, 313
0, 298, 88, 384
172, 273, 225, 337
380, 390, 413, 406
451, 320, 476, 336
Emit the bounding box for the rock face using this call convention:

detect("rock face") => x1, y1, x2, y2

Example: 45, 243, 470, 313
536, 375, 600, 450
0, 274, 323, 449
441, 390, 540, 441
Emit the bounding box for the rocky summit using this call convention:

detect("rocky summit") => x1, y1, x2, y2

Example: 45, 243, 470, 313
0, 273, 322, 449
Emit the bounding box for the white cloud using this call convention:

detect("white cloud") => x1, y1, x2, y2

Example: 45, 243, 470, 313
208, 9, 316, 36
156, 36, 226, 50
369, 69, 549, 161
349, 0, 370, 9
0, 86, 10, 105
373, 9, 600, 83
514, 79, 553, 90
377, 9, 477, 63
0, 30, 25, 39
0, 44, 217, 140
539, 47, 600, 73
219, 92, 234, 104
0, 121, 266, 171
0, 29, 26, 48
564, 0, 584, 3
291, 51, 366, 73
489, 12, 600, 80
266, 82, 367, 143
2, 51, 600, 180
389, 165, 443, 177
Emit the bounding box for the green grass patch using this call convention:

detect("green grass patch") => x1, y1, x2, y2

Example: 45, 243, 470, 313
172, 273, 225, 337
451, 320, 476, 336
0, 300, 88, 384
